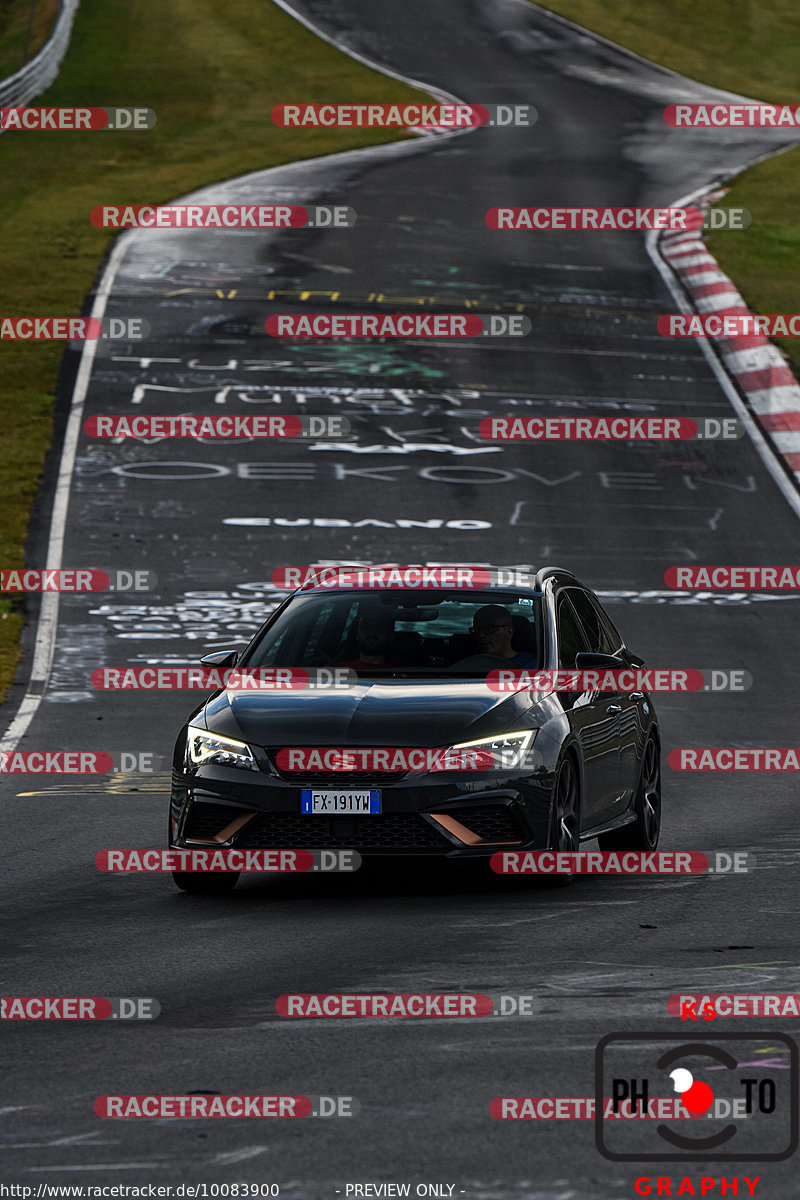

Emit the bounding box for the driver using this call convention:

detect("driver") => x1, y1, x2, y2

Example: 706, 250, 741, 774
339, 607, 395, 669
471, 604, 537, 667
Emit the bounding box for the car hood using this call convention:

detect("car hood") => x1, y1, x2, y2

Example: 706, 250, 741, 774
202, 679, 536, 747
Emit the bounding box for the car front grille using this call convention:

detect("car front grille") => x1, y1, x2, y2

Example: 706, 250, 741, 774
445, 804, 525, 842
235, 811, 451, 852
183, 802, 243, 841
181, 801, 525, 853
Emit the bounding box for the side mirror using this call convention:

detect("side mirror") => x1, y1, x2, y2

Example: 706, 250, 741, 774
200, 648, 240, 668
574, 651, 623, 669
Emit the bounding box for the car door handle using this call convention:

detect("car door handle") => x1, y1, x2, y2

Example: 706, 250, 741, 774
628, 691, 644, 700
606, 703, 622, 714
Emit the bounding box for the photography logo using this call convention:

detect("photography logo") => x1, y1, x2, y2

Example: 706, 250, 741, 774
595, 1032, 798, 1161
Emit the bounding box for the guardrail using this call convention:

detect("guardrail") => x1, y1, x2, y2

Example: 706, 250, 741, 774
0, 0, 80, 116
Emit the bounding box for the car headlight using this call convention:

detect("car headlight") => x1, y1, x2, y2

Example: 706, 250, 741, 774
449, 729, 536, 770
185, 725, 256, 770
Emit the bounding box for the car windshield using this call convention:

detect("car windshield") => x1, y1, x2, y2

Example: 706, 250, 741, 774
241, 589, 543, 677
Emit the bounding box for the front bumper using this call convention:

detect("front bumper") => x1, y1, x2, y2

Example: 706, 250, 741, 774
169, 764, 554, 858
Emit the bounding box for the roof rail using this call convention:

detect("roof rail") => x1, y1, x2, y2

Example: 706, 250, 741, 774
536, 566, 579, 587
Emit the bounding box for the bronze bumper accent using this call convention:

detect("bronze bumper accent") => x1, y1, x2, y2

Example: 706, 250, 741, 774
185, 811, 257, 845
426, 812, 522, 846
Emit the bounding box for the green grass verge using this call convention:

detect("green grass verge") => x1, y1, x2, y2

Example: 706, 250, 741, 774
0, 0, 59, 77
705, 157, 800, 368
0, 0, 421, 704
533, 0, 800, 368
531, 1, 800, 101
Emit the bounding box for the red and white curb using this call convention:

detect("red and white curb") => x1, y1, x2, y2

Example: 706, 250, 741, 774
660, 191, 800, 483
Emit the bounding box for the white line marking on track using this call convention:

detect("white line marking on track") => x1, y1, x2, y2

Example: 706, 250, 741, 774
0, 234, 133, 754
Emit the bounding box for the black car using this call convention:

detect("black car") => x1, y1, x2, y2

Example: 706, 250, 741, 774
168, 567, 661, 892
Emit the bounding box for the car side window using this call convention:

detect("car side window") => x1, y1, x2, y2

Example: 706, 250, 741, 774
566, 588, 617, 654
557, 595, 592, 668
588, 592, 623, 654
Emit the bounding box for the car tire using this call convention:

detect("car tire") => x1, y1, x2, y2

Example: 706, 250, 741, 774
171, 869, 240, 894
542, 753, 581, 887
598, 736, 661, 852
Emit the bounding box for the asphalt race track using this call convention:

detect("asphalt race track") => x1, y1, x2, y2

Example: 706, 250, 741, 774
4, 2, 800, 1195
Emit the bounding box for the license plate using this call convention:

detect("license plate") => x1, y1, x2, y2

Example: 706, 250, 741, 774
301, 790, 381, 814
